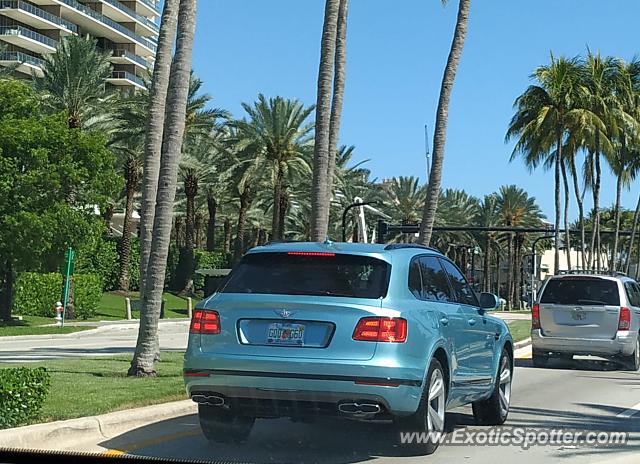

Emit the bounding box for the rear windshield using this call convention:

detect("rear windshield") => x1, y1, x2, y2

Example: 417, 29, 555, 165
221, 252, 391, 299
540, 278, 620, 306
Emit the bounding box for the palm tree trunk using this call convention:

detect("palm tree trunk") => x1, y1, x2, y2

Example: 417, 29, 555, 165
206, 191, 217, 252
174, 216, 184, 248
311, 0, 340, 241
118, 179, 137, 291
514, 234, 523, 310
129, 0, 197, 377
569, 156, 586, 269
418, 0, 471, 246
495, 249, 501, 296
560, 160, 571, 270
325, 0, 349, 214
553, 137, 561, 273
234, 187, 252, 264
625, 193, 640, 274
612, 173, 623, 271
483, 235, 491, 292
182, 189, 196, 294
223, 217, 231, 253
0, 260, 13, 321
594, 150, 602, 270
278, 190, 289, 239
271, 166, 283, 240
138, 0, 180, 300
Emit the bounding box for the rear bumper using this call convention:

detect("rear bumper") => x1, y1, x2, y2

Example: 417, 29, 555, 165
183, 351, 425, 416
531, 329, 637, 356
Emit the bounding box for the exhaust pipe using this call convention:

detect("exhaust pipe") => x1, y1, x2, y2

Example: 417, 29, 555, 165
338, 402, 382, 416
192, 394, 225, 406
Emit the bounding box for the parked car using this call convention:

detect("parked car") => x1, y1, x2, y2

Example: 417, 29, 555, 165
183, 241, 514, 454
531, 271, 640, 370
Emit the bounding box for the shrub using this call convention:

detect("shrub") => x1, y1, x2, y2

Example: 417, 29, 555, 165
194, 250, 226, 291
13, 273, 62, 317
73, 273, 103, 320
0, 367, 50, 429
76, 236, 119, 292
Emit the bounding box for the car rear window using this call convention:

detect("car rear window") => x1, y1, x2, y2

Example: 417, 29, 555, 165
540, 278, 620, 306
222, 252, 391, 298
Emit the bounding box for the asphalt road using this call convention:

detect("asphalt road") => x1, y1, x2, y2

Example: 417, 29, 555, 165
77, 355, 639, 464
0, 320, 189, 362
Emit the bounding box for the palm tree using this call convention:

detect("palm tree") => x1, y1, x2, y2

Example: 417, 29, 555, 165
116, 146, 142, 291
506, 55, 584, 273
433, 189, 479, 263
581, 52, 618, 270
496, 185, 543, 309
382, 177, 425, 225
137, 0, 180, 302
231, 95, 314, 240
418, 0, 472, 246
34, 35, 112, 129
475, 194, 500, 292
326, 0, 349, 214
129, 0, 197, 377
311, 0, 341, 241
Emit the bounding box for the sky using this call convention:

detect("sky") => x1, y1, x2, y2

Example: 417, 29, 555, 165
189, 0, 640, 221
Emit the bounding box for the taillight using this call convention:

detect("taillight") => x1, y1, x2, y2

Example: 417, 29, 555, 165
532, 304, 540, 330
352, 317, 407, 343
618, 307, 631, 331
190, 310, 221, 334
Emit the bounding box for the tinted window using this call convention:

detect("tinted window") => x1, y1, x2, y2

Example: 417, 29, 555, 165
440, 259, 479, 306
408, 260, 422, 299
540, 278, 620, 306
418, 256, 454, 302
222, 252, 390, 299
625, 282, 640, 307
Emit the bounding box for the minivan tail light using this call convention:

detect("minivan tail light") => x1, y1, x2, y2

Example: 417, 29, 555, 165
532, 304, 540, 329
190, 310, 221, 334
353, 317, 407, 343
618, 307, 631, 331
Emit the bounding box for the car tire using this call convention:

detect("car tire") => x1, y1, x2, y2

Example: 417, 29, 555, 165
198, 404, 255, 444
472, 348, 512, 425
619, 335, 640, 371
395, 357, 447, 455
532, 349, 549, 368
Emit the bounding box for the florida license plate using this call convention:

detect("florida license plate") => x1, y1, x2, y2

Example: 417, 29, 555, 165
267, 323, 305, 346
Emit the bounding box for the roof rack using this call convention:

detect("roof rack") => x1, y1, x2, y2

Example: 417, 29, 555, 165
555, 269, 627, 277
384, 243, 441, 253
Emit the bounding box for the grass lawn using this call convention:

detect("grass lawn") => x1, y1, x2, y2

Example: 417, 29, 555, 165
94, 292, 200, 321
15, 352, 187, 423
508, 320, 532, 343
0, 316, 95, 337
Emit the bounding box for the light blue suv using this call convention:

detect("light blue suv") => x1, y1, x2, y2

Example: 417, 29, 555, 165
184, 241, 513, 454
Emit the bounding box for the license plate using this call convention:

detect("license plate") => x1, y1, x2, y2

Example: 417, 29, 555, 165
267, 323, 305, 346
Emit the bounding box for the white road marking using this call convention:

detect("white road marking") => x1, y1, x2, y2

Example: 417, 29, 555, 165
616, 401, 640, 419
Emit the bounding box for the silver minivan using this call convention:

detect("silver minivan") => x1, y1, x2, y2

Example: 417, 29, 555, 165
531, 271, 640, 370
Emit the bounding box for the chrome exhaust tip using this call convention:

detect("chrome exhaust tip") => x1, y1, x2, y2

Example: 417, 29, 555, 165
192, 394, 225, 406
338, 402, 382, 415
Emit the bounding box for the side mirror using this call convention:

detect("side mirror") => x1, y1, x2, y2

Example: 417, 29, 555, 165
479, 292, 500, 311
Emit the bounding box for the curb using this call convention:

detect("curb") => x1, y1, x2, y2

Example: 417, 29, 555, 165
514, 337, 531, 350
0, 400, 197, 450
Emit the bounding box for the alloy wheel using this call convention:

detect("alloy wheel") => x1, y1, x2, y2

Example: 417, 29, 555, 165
427, 368, 446, 432
498, 356, 512, 417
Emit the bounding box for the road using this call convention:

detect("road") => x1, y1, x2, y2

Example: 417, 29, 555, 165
0, 320, 189, 362
75, 356, 638, 464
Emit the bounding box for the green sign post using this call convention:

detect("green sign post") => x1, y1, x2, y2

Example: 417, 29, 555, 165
61, 247, 75, 328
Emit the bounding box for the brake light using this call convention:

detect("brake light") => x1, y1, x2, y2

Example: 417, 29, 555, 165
532, 304, 540, 329
618, 307, 631, 331
287, 252, 336, 257
190, 310, 221, 334
353, 317, 407, 343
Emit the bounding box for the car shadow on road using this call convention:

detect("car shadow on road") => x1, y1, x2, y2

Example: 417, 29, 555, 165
515, 356, 628, 372
99, 411, 478, 463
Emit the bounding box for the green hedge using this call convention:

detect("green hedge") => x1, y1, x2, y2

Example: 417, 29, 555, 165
0, 367, 50, 429
13, 272, 102, 319
194, 250, 226, 291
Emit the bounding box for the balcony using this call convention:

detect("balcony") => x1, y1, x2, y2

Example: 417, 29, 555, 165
96, 0, 159, 36
134, 0, 158, 18
0, 25, 57, 53
106, 69, 145, 89
29, 0, 157, 56
110, 48, 149, 69
0, 50, 44, 76
0, 0, 77, 34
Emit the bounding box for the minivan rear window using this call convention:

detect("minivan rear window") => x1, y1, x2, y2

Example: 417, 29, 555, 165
222, 252, 391, 299
540, 278, 620, 306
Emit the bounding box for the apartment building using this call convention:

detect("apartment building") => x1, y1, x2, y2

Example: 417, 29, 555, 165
0, 0, 159, 90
